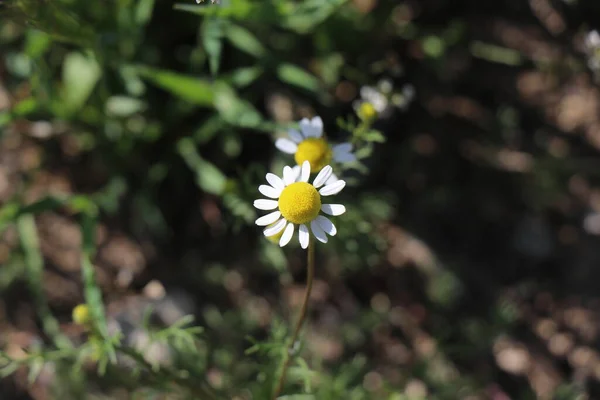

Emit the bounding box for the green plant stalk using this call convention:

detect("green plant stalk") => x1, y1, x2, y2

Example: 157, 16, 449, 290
17, 215, 72, 350
272, 238, 315, 399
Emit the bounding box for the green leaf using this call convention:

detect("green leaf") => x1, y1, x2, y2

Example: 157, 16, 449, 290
135, 0, 156, 26
27, 358, 44, 385
61, 52, 101, 116
276, 63, 320, 93
136, 66, 214, 106
193, 114, 223, 144
80, 212, 117, 368
422, 35, 446, 58
223, 66, 264, 88
364, 129, 386, 143
282, 0, 347, 33
177, 138, 227, 195
17, 215, 72, 350
277, 395, 316, 400
105, 96, 147, 117
224, 23, 266, 58
213, 81, 263, 127
24, 30, 52, 59
202, 17, 225, 76
174, 0, 254, 18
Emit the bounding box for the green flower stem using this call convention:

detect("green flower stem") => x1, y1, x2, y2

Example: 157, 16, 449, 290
272, 237, 315, 399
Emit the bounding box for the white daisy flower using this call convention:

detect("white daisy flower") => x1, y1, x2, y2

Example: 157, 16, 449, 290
585, 30, 600, 51
254, 161, 347, 248
585, 31, 600, 72
353, 79, 415, 120
275, 116, 356, 173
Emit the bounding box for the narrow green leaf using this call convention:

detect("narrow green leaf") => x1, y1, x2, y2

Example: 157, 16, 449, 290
24, 30, 52, 59
27, 358, 44, 384
276, 63, 320, 93
105, 96, 147, 117
282, 0, 347, 33
17, 215, 72, 350
174, 0, 253, 18
364, 129, 386, 143
224, 23, 266, 58
177, 138, 227, 195
136, 66, 214, 106
192, 114, 223, 144
80, 212, 116, 365
202, 17, 225, 76
61, 52, 101, 116
213, 81, 263, 127
135, 0, 156, 26
223, 66, 263, 88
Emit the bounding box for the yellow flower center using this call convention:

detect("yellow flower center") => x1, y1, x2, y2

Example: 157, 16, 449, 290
294, 138, 332, 173
72, 304, 91, 326
358, 102, 377, 121
278, 182, 321, 224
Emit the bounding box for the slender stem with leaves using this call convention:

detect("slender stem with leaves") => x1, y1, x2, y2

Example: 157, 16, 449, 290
272, 238, 315, 399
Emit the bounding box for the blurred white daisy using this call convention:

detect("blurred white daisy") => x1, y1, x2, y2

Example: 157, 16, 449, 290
353, 79, 415, 120
585, 30, 600, 50
254, 161, 346, 248
275, 116, 356, 173
585, 30, 600, 71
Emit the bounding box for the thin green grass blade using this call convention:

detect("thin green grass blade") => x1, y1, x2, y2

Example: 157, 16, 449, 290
17, 215, 72, 350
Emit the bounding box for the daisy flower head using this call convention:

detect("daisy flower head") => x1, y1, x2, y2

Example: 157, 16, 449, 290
253, 161, 347, 248
585, 30, 600, 71
354, 79, 415, 120
275, 116, 356, 173
585, 30, 600, 51
72, 304, 91, 326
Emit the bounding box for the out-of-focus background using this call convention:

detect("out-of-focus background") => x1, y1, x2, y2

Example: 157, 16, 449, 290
2, 0, 600, 398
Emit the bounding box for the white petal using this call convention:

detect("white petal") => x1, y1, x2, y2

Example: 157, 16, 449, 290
279, 223, 294, 247
299, 224, 309, 249
300, 117, 320, 138
360, 86, 377, 100
379, 79, 393, 94
253, 199, 278, 210
256, 211, 281, 226
332, 143, 352, 154
333, 151, 356, 163
288, 129, 304, 143
283, 166, 296, 185
316, 215, 336, 236
325, 172, 338, 185
319, 180, 346, 196
263, 219, 286, 236
266, 173, 284, 191
259, 185, 282, 199
312, 165, 332, 188
300, 160, 311, 182
321, 204, 346, 216
310, 117, 324, 138
275, 138, 298, 154
310, 220, 328, 244
291, 165, 301, 182
299, 118, 314, 137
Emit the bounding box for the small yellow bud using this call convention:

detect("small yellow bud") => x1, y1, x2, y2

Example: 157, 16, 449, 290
358, 102, 377, 121
72, 304, 92, 326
